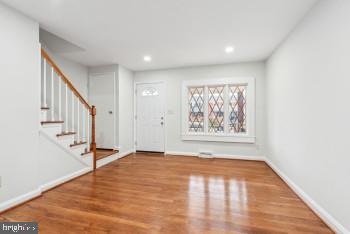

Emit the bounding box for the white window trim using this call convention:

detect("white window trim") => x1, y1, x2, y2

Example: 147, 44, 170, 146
181, 77, 256, 143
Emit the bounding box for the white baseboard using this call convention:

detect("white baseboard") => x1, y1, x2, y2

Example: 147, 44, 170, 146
165, 151, 198, 157
40, 167, 92, 192
0, 167, 92, 213
165, 151, 265, 161
265, 158, 349, 234
118, 148, 135, 159
97, 148, 135, 168
214, 153, 265, 161
0, 188, 42, 213
97, 154, 118, 168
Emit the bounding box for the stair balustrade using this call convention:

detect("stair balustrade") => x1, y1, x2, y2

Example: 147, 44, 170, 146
41, 48, 97, 169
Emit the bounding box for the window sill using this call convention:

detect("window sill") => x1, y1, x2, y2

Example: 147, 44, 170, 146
181, 134, 255, 143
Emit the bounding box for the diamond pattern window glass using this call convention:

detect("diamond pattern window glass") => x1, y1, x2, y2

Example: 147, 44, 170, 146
142, 87, 159, 96
229, 85, 247, 133
188, 87, 204, 132
208, 86, 224, 133
182, 78, 255, 143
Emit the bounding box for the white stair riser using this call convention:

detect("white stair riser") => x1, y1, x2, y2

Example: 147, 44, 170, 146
57, 135, 75, 142
71, 145, 88, 155
41, 125, 63, 137
57, 137, 74, 148
41, 110, 48, 121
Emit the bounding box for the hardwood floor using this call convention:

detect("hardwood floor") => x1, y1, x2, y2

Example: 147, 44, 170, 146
0, 153, 332, 233
96, 149, 118, 160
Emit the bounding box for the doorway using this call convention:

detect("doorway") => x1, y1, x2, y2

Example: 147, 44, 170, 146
135, 82, 165, 152
89, 73, 116, 150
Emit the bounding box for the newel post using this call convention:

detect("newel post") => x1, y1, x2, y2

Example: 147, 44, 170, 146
91, 105, 97, 170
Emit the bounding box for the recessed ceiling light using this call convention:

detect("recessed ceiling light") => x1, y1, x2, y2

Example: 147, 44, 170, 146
225, 46, 235, 53
143, 56, 152, 62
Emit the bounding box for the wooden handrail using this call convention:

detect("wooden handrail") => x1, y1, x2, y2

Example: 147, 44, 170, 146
41, 49, 92, 112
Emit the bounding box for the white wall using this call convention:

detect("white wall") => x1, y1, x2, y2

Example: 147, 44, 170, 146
0, 3, 40, 206
41, 43, 89, 99
134, 62, 265, 157
266, 0, 350, 232
118, 66, 134, 153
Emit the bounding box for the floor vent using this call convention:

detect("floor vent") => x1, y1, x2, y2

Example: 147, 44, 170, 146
198, 151, 214, 158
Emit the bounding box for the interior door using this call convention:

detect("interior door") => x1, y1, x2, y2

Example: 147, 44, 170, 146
136, 82, 165, 152
89, 73, 115, 149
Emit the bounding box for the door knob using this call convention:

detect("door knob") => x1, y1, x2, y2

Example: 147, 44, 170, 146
161, 122, 164, 125
108, 111, 113, 114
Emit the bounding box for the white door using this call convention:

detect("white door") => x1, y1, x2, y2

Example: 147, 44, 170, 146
89, 73, 115, 149
136, 82, 165, 152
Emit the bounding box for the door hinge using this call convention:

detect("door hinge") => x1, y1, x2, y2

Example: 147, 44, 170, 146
135, 141, 137, 146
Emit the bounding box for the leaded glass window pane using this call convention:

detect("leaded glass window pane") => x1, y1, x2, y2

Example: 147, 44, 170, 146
142, 87, 159, 96
229, 85, 247, 133
208, 86, 224, 133
188, 87, 204, 132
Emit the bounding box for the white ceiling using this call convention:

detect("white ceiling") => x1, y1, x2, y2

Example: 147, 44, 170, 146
2, 0, 317, 71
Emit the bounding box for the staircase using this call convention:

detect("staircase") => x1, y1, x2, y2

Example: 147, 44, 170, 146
40, 49, 97, 169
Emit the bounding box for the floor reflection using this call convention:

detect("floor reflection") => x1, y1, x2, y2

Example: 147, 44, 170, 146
188, 175, 248, 224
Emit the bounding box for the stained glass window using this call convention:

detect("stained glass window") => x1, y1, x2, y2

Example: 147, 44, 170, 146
229, 85, 246, 133
188, 87, 204, 132
208, 86, 224, 133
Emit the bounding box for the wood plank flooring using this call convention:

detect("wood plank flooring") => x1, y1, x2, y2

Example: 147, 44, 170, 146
96, 149, 118, 160
0, 153, 332, 233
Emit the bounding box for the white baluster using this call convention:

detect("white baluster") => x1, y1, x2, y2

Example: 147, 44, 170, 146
51, 67, 55, 121
58, 77, 62, 120
43, 59, 47, 107
71, 91, 75, 135
82, 106, 86, 142
87, 110, 90, 149
65, 83, 69, 133
77, 99, 80, 142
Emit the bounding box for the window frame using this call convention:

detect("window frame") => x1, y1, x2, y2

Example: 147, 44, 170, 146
181, 77, 255, 143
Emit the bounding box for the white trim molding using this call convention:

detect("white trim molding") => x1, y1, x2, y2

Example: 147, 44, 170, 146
181, 134, 255, 143
0, 168, 92, 213
181, 77, 256, 143
0, 189, 42, 213
40, 167, 92, 192
165, 151, 265, 161
265, 158, 349, 234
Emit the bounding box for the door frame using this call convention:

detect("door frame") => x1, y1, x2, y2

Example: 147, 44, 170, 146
134, 80, 167, 153
88, 71, 118, 150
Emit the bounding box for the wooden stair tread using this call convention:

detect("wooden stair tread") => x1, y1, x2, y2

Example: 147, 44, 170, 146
41, 107, 49, 110
96, 149, 119, 160
81, 151, 92, 156
70, 141, 87, 147
56, 132, 76, 137
41, 120, 64, 125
